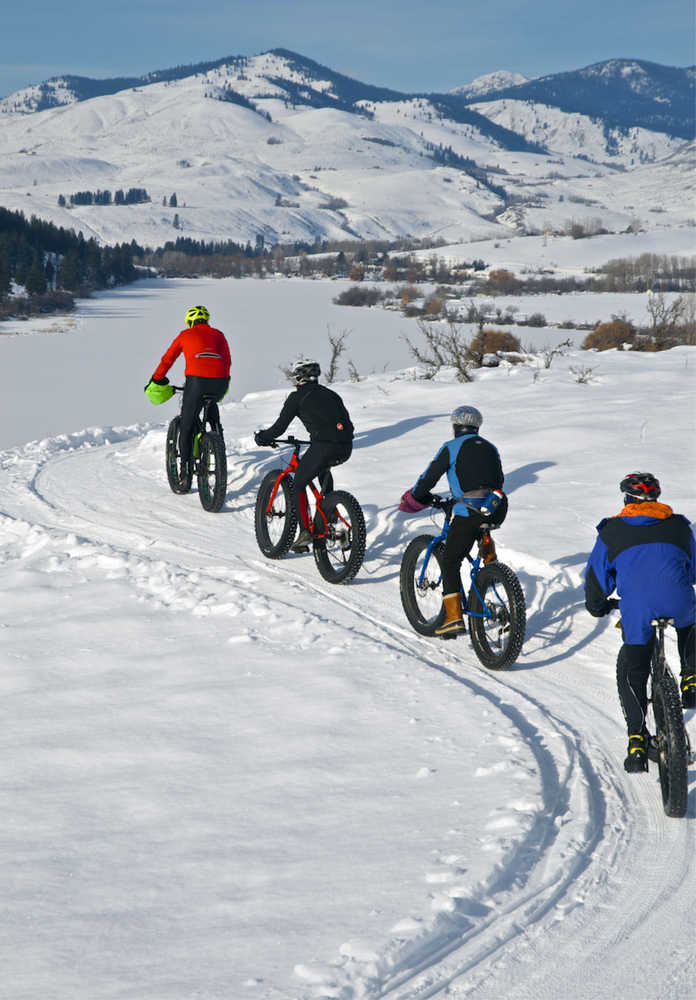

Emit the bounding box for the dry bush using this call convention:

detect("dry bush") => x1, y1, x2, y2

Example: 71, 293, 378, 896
582, 319, 636, 351
468, 328, 521, 364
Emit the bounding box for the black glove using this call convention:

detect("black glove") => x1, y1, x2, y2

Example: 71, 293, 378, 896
254, 430, 272, 447
587, 600, 612, 618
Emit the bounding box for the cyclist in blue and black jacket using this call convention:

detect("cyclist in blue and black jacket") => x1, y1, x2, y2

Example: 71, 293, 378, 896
584, 472, 696, 773
399, 405, 507, 638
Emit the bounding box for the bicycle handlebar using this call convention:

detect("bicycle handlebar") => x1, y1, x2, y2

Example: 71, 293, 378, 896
270, 436, 310, 447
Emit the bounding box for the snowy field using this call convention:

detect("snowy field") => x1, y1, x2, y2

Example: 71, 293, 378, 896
1, 242, 696, 999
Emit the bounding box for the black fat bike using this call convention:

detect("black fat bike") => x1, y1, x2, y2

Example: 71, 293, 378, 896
641, 615, 691, 818
166, 386, 227, 512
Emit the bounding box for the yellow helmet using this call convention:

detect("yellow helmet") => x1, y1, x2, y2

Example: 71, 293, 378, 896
185, 305, 210, 328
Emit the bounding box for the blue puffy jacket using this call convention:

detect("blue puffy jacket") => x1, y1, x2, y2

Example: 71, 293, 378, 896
584, 502, 696, 644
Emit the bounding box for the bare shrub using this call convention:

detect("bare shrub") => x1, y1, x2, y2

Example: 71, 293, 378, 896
403, 314, 474, 382
333, 285, 382, 307
538, 338, 573, 368
325, 327, 350, 383
569, 365, 596, 384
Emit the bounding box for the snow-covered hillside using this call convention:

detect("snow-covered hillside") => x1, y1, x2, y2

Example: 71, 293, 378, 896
0, 264, 695, 999
0, 51, 692, 248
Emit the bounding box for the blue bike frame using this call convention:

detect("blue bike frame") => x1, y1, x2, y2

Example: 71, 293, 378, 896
418, 509, 493, 620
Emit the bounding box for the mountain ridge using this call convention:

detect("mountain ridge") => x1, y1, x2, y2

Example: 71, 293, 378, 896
0, 50, 693, 249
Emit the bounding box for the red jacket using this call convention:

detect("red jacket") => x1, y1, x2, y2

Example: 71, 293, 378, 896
152, 324, 231, 381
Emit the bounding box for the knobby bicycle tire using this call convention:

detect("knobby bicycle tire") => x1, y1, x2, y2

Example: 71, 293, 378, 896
650, 665, 688, 818
197, 432, 227, 512
399, 534, 446, 636
467, 561, 526, 669
254, 470, 298, 558
313, 490, 366, 584
166, 416, 192, 494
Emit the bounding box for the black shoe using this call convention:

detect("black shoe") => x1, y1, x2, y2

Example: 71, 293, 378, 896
642, 729, 659, 763
681, 675, 696, 709
624, 734, 648, 773
291, 527, 313, 552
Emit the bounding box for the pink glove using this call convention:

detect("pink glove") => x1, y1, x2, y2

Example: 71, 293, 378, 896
399, 489, 429, 513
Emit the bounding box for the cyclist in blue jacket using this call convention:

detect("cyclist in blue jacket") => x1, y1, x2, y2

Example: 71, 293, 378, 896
400, 405, 507, 638
584, 472, 696, 773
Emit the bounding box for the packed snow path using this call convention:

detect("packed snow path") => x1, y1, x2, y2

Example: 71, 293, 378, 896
1, 353, 694, 999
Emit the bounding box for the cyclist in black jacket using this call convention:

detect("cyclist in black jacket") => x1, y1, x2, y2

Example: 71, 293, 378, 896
255, 359, 354, 550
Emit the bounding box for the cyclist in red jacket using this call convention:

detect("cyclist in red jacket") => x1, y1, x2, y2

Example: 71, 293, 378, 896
145, 305, 231, 480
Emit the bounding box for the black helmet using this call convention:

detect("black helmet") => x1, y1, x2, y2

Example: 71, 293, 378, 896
289, 358, 320, 386
620, 471, 661, 503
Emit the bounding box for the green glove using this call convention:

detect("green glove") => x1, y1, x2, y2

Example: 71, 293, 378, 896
145, 380, 175, 405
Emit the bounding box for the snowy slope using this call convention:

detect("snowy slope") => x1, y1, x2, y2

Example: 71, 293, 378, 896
0, 260, 695, 999
0, 51, 692, 248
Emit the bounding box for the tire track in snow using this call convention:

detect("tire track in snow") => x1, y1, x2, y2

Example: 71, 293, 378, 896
2, 429, 694, 1000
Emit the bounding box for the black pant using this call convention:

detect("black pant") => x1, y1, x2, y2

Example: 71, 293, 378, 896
179, 375, 229, 466
616, 624, 695, 735
441, 512, 488, 594
293, 441, 352, 527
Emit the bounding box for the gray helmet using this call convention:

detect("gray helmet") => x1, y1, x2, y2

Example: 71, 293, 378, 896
451, 405, 482, 430
289, 358, 320, 386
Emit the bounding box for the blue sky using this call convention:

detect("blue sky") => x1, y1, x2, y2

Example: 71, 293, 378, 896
4, 0, 694, 98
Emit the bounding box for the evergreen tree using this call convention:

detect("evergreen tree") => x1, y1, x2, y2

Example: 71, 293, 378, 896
25, 254, 47, 296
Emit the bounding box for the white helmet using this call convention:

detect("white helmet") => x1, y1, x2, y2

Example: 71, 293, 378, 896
289, 358, 321, 386
451, 405, 482, 430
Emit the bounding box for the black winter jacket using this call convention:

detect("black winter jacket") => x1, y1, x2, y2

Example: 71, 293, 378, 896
261, 383, 354, 444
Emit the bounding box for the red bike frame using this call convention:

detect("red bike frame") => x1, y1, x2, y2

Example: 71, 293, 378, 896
265, 445, 330, 538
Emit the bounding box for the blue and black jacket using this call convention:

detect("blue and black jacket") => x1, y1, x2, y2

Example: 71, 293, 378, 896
411, 433, 504, 518
584, 502, 696, 644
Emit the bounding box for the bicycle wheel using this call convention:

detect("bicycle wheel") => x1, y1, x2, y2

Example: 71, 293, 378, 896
254, 470, 298, 558
313, 490, 366, 584
197, 432, 227, 512
399, 535, 446, 636
165, 417, 192, 494
467, 561, 526, 669
650, 669, 688, 818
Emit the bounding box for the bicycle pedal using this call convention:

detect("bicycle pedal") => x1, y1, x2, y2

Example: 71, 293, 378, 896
291, 545, 310, 554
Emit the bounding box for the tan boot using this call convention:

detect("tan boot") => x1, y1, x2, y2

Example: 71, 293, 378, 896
435, 593, 466, 638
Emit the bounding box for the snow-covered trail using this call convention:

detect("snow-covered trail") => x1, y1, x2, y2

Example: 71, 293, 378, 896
1, 362, 694, 999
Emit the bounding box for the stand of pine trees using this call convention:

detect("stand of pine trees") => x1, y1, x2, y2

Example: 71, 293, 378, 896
0, 208, 141, 317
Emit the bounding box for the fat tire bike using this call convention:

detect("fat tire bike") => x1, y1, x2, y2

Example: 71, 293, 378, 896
165, 386, 227, 512
399, 495, 526, 669
614, 609, 691, 819
254, 436, 366, 584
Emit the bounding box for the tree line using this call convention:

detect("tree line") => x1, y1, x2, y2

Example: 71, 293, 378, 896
58, 188, 151, 207
0, 207, 140, 317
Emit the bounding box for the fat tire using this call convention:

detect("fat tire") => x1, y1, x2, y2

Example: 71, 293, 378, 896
197, 432, 227, 512
467, 561, 526, 669
166, 417, 192, 494
313, 490, 366, 584
399, 535, 446, 636
254, 470, 297, 558
651, 669, 688, 818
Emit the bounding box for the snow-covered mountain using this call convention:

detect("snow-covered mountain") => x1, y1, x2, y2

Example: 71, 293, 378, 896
0, 50, 693, 248
451, 70, 529, 100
